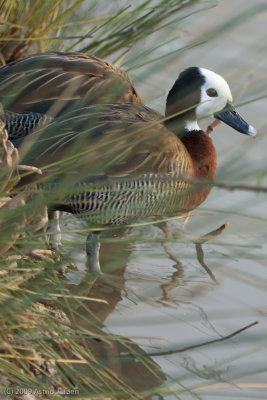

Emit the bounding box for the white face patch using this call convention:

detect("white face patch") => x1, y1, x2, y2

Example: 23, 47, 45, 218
196, 68, 233, 119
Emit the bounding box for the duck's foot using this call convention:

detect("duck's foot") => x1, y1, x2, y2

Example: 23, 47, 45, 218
86, 231, 101, 273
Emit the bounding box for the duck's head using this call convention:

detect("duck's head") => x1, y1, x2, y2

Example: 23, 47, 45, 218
165, 66, 256, 136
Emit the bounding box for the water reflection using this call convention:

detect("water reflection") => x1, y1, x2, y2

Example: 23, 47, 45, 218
56, 235, 166, 396
32, 209, 263, 400
156, 221, 227, 303
44, 222, 229, 395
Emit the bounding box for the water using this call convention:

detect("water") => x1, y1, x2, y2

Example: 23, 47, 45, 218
60, 1, 267, 398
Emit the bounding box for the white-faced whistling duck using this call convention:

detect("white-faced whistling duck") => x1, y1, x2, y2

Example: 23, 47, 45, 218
0, 52, 256, 272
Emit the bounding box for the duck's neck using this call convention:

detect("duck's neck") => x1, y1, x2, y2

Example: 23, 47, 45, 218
165, 112, 197, 138
181, 129, 217, 181
164, 113, 217, 181
184, 120, 200, 133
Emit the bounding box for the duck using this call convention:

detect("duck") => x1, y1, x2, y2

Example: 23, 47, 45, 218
0, 52, 256, 272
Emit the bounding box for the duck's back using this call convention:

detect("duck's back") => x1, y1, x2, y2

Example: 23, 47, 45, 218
0, 52, 143, 116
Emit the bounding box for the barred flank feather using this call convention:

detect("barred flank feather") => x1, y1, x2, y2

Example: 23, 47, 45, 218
0, 111, 52, 141
48, 174, 199, 226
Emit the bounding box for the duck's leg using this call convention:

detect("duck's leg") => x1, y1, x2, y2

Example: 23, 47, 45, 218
86, 231, 101, 273
47, 210, 62, 252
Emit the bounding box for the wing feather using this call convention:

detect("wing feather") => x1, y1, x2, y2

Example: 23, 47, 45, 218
0, 52, 143, 115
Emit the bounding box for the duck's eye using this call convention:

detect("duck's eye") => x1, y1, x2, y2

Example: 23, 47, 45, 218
206, 88, 218, 97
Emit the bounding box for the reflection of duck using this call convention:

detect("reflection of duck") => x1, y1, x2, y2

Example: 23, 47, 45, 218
0, 52, 256, 271
38, 237, 166, 395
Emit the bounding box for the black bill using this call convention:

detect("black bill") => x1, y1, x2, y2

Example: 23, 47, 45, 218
215, 102, 256, 136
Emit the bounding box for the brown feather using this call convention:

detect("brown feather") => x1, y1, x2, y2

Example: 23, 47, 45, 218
0, 52, 143, 115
